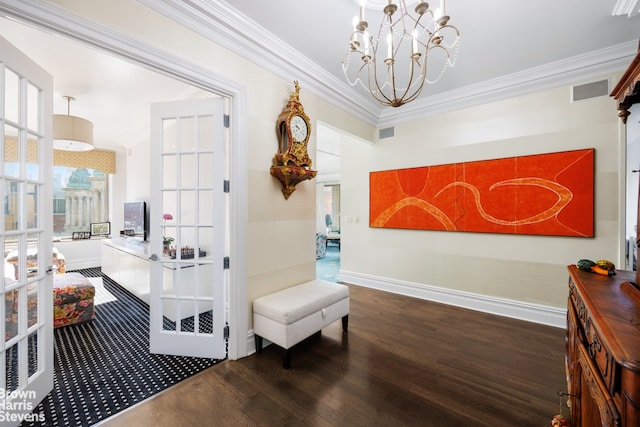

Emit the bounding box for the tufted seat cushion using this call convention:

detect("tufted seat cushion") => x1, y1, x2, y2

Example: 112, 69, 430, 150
253, 280, 349, 325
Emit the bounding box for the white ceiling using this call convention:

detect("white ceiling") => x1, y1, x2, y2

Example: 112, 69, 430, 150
0, 16, 207, 151
225, 0, 640, 100
0, 0, 639, 178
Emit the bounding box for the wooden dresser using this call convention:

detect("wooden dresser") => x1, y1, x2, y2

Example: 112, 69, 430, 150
566, 265, 640, 426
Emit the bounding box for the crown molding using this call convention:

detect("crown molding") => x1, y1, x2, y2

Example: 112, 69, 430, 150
613, 0, 639, 17
143, 1, 638, 130
376, 41, 639, 128
138, 0, 382, 125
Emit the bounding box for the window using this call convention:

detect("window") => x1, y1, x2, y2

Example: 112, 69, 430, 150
4, 137, 115, 239
53, 166, 109, 238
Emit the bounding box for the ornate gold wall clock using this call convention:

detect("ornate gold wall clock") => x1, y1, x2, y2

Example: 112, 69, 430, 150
270, 80, 317, 199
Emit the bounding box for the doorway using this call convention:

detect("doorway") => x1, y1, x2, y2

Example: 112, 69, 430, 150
625, 103, 640, 270
0, 6, 248, 360
316, 123, 341, 282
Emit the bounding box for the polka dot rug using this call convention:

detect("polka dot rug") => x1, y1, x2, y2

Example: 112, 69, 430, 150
21, 268, 222, 426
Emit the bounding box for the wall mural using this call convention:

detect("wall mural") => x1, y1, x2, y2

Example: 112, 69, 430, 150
369, 149, 594, 237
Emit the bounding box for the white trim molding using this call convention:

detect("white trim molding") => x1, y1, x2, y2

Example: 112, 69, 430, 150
339, 270, 567, 329
613, 0, 639, 17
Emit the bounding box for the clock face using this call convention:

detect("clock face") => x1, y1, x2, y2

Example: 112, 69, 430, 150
290, 115, 308, 142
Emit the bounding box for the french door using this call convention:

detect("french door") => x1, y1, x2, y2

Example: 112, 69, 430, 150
149, 98, 227, 359
0, 35, 53, 425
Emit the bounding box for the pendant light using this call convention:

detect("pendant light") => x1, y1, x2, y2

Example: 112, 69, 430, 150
53, 95, 94, 151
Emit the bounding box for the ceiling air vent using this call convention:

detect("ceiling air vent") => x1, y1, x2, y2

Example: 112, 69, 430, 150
378, 126, 395, 140
572, 80, 609, 102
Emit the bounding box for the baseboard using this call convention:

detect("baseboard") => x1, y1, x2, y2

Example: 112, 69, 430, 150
246, 330, 273, 357
338, 270, 567, 329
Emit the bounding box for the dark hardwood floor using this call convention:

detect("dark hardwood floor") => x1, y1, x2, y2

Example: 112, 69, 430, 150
100, 284, 567, 426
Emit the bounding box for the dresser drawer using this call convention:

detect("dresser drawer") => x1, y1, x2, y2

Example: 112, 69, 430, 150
568, 277, 587, 327
585, 317, 616, 392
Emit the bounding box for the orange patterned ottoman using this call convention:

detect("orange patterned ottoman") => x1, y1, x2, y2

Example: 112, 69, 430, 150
53, 273, 95, 328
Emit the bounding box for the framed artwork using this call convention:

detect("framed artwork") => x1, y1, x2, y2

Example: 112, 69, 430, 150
90, 222, 111, 237
369, 148, 594, 237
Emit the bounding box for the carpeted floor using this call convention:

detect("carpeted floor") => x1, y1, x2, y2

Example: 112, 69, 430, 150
22, 268, 222, 427
316, 244, 340, 282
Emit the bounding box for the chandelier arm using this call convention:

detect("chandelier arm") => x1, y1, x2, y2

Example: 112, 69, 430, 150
423, 43, 458, 84
367, 35, 399, 106
394, 54, 426, 106
369, 59, 395, 105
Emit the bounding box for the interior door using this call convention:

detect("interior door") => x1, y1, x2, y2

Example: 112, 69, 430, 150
0, 35, 53, 424
149, 98, 227, 358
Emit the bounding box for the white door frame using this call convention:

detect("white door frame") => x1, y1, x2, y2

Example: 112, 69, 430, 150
0, 1, 249, 359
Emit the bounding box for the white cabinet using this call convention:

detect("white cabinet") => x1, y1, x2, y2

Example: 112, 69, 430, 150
101, 239, 151, 304
160, 262, 213, 322
101, 238, 212, 321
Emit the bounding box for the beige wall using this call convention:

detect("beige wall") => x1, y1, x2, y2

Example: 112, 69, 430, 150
340, 82, 623, 309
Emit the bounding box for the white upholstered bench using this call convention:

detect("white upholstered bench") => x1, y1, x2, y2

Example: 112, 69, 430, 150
253, 280, 350, 368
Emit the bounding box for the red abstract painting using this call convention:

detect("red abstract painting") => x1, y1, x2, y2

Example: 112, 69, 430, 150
369, 149, 594, 237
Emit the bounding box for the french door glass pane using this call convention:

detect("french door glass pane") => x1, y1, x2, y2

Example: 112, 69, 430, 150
198, 227, 214, 254
4, 67, 19, 124
27, 232, 40, 278
4, 124, 19, 177
198, 190, 214, 226
28, 332, 38, 377
5, 291, 19, 341
198, 153, 214, 187
198, 115, 214, 150
5, 180, 20, 232
5, 344, 19, 393
181, 154, 196, 188
26, 135, 39, 180
27, 82, 40, 133
180, 190, 195, 225
26, 184, 38, 229
180, 117, 196, 151
162, 118, 177, 152
162, 155, 177, 188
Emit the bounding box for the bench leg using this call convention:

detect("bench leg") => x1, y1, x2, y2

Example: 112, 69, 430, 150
283, 348, 292, 369
255, 335, 263, 354
342, 315, 349, 332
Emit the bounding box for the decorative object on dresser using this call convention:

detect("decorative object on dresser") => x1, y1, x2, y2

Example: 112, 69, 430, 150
565, 265, 640, 426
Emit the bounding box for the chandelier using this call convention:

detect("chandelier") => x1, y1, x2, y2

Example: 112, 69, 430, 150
342, 0, 460, 107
